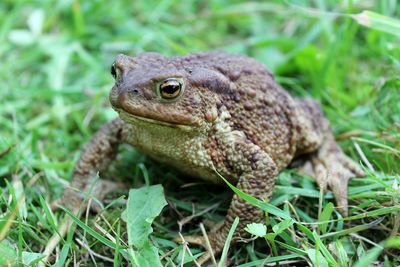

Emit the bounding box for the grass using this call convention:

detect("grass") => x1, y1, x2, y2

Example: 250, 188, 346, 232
0, 0, 399, 266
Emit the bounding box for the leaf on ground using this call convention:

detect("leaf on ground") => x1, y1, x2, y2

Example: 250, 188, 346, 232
124, 184, 167, 248
123, 184, 167, 266
134, 241, 163, 267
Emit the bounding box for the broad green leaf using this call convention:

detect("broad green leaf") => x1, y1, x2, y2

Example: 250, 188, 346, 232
134, 241, 163, 267
124, 184, 167, 249
123, 185, 167, 267
244, 222, 266, 237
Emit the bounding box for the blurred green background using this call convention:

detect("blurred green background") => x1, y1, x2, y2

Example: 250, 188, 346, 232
0, 0, 399, 266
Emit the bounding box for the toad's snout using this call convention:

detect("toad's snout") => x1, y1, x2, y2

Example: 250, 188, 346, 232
109, 86, 139, 111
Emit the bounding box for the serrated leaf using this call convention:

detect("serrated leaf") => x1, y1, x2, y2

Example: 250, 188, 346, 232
244, 222, 267, 237
134, 241, 163, 267
124, 184, 167, 249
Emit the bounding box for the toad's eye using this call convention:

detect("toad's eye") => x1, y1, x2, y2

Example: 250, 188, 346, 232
111, 63, 117, 79
111, 62, 122, 80
158, 78, 184, 100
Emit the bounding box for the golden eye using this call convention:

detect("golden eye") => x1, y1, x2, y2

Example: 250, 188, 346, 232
159, 78, 183, 100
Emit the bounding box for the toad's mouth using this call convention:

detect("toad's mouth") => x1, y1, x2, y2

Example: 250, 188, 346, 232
115, 108, 198, 130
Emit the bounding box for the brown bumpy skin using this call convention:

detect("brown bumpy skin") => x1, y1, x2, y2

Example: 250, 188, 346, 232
57, 118, 129, 212
57, 51, 364, 265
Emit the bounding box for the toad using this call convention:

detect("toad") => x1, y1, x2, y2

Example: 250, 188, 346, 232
59, 52, 364, 263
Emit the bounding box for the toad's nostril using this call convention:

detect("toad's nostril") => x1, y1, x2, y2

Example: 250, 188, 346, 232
132, 89, 139, 95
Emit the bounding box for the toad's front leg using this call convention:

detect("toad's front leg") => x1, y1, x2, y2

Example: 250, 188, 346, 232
53, 118, 129, 213
188, 140, 278, 265
42, 119, 129, 266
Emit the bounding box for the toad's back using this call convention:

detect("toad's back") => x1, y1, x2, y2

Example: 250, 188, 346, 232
173, 52, 301, 168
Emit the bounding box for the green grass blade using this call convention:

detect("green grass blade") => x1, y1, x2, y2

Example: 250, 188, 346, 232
318, 202, 334, 234
321, 217, 385, 238
218, 217, 239, 267
352, 11, 400, 37
352, 245, 383, 267
236, 253, 303, 267
60, 207, 117, 249
312, 231, 339, 267
219, 176, 293, 221
345, 206, 400, 221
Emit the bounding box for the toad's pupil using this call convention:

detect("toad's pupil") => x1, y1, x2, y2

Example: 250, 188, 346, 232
162, 84, 179, 94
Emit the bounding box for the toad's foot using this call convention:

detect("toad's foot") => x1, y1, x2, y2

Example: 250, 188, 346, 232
176, 140, 279, 265
298, 148, 364, 215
